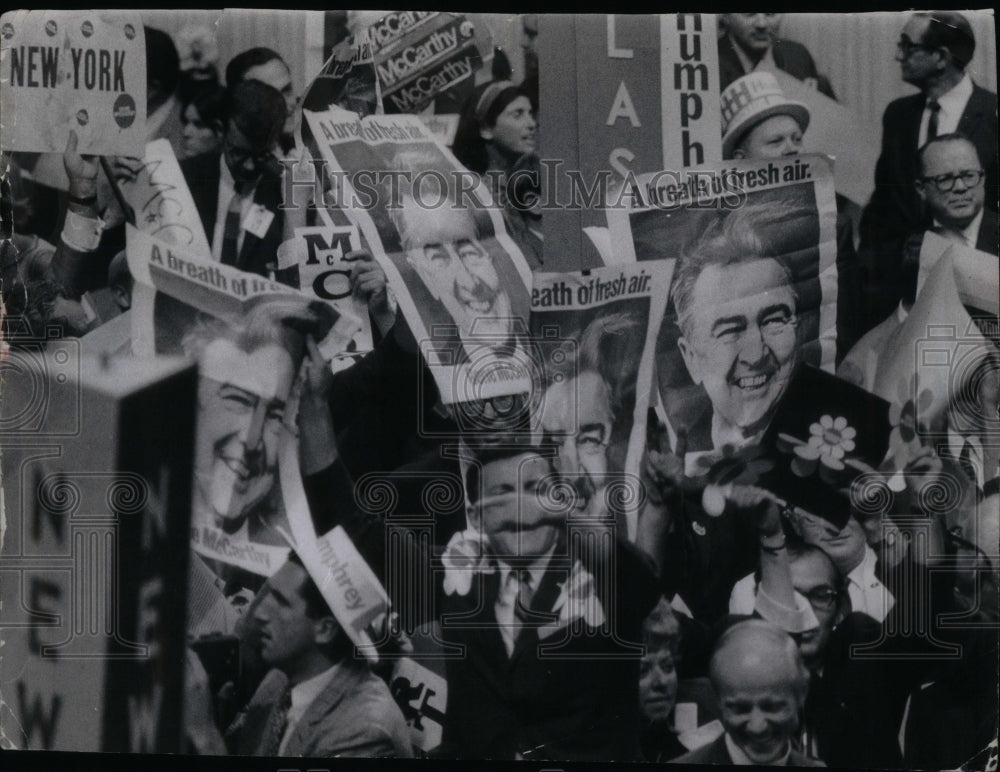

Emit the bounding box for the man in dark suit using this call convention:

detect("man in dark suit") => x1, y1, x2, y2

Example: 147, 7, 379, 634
917, 133, 998, 255
859, 12, 998, 333
717, 13, 835, 98
670, 619, 823, 766
841, 133, 998, 388
184, 552, 413, 757
180, 79, 288, 280
439, 442, 661, 760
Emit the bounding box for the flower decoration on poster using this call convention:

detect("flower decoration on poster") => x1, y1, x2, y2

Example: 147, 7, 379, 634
441, 527, 493, 596
775, 414, 871, 486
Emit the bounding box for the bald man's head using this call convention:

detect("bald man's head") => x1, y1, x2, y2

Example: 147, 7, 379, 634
710, 620, 809, 764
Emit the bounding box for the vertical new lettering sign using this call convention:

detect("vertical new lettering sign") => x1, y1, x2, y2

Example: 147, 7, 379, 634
660, 14, 722, 171
0, 10, 146, 155
0, 353, 194, 751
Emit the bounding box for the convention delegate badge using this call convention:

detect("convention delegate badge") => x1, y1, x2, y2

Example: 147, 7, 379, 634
242, 204, 274, 239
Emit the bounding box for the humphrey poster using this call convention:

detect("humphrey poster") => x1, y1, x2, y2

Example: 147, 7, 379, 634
607, 154, 838, 461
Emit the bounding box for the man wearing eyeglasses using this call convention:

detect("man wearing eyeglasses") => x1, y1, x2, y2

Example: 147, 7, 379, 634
859, 12, 997, 332
840, 133, 996, 390
180, 79, 289, 278
917, 134, 997, 254
724, 512, 906, 768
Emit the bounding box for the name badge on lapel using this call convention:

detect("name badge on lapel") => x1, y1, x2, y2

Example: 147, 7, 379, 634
242, 204, 275, 239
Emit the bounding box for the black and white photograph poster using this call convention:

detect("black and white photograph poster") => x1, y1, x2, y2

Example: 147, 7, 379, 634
0, 10, 997, 772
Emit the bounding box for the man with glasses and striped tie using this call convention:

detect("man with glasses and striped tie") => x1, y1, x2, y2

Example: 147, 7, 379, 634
179, 78, 289, 279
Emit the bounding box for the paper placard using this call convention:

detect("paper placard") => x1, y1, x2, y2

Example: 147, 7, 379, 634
0, 10, 146, 155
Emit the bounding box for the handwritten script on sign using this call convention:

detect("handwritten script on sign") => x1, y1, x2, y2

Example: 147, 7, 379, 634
116, 139, 212, 256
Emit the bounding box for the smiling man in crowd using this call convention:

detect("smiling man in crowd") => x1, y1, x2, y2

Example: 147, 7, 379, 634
672, 619, 821, 766
671, 207, 801, 453
440, 440, 660, 760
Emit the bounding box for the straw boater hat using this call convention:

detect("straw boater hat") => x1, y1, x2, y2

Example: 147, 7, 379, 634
720, 71, 811, 158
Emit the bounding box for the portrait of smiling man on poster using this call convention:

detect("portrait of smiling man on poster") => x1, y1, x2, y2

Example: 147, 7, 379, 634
657, 198, 825, 456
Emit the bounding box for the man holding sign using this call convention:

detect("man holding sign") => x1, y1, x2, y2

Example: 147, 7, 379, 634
185, 552, 413, 757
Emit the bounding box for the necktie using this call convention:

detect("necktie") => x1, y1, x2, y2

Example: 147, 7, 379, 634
514, 570, 536, 624
260, 686, 292, 756
220, 189, 244, 267
926, 100, 941, 142
505, 569, 536, 644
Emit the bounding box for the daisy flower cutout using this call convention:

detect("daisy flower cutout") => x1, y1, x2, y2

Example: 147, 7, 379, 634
791, 416, 856, 479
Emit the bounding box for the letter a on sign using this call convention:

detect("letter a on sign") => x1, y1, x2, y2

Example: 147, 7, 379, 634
607, 81, 641, 127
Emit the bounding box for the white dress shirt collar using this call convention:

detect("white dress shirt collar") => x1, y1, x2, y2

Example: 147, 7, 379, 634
936, 72, 975, 122
725, 732, 791, 766
846, 544, 894, 622
277, 664, 339, 754
920, 73, 974, 146
494, 545, 556, 656
934, 209, 983, 249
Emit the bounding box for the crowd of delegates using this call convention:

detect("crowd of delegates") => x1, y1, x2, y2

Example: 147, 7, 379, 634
1, 10, 997, 767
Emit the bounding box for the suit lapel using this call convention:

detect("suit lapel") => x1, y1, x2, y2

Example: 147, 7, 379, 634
957, 86, 989, 136
976, 209, 999, 255
455, 570, 511, 676
904, 96, 924, 167
509, 562, 568, 662
282, 663, 359, 756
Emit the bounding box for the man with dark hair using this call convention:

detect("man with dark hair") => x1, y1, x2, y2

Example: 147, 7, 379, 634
185, 552, 413, 757
859, 12, 997, 333
717, 14, 835, 98
180, 79, 288, 278
226, 47, 299, 155
144, 26, 185, 156
540, 311, 642, 518
440, 440, 661, 760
